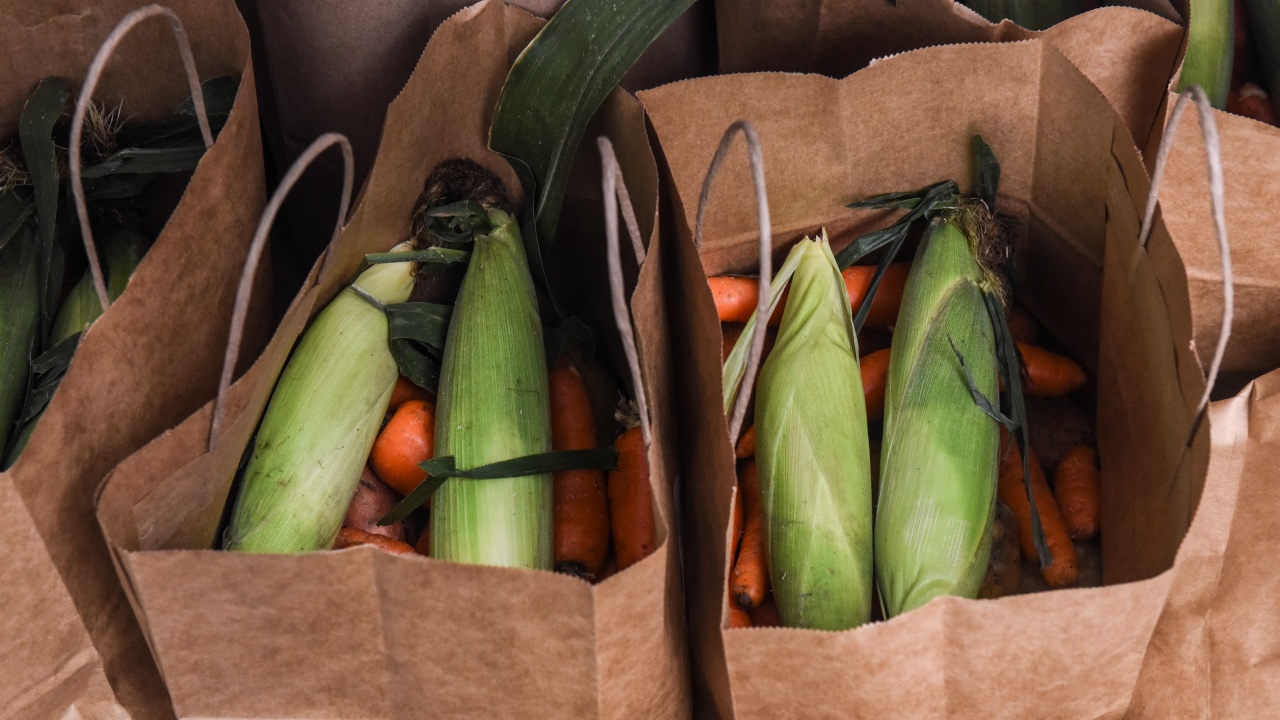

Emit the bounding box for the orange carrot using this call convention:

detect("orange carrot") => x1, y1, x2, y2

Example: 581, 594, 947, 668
750, 595, 782, 627
608, 426, 656, 570
388, 375, 432, 412
370, 399, 435, 496
333, 527, 415, 554
727, 593, 753, 628
414, 524, 431, 556
998, 432, 1078, 588
549, 357, 610, 579
730, 460, 767, 609
859, 348, 891, 421
1007, 304, 1039, 344
1054, 445, 1101, 540
735, 426, 756, 458
710, 276, 762, 324
842, 262, 910, 329
1230, 83, 1280, 127
1018, 342, 1086, 397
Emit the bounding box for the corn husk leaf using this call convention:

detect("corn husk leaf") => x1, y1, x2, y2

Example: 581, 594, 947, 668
755, 235, 873, 630
1178, 0, 1234, 108
489, 0, 696, 304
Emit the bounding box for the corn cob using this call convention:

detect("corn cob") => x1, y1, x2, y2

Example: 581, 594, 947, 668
0, 225, 42, 454
754, 235, 873, 630
224, 242, 417, 553
1180, 0, 1235, 108
875, 214, 1001, 617
430, 208, 553, 570
48, 229, 146, 345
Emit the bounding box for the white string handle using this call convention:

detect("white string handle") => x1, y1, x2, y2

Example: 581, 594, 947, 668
208, 133, 355, 451
598, 136, 651, 447
696, 121, 772, 443
1139, 86, 1232, 427
71, 5, 214, 312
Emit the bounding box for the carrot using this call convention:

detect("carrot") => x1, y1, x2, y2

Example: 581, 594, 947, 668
727, 593, 753, 628
388, 375, 432, 412
608, 425, 656, 570
342, 466, 406, 542
1017, 342, 1086, 397
859, 348, 891, 421
414, 524, 431, 556
1054, 445, 1101, 540
997, 432, 1078, 588
750, 595, 782, 627
369, 399, 435, 496
333, 527, 415, 554
735, 425, 756, 458
1007, 304, 1039, 344
730, 460, 767, 609
710, 276, 763, 324
732, 475, 746, 553
842, 262, 909, 329
1229, 83, 1280, 126
549, 357, 610, 579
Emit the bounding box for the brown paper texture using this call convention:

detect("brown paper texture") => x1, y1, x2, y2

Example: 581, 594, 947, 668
1157, 101, 1280, 379
243, 0, 715, 301
640, 39, 1217, 718
0, 2, 264, 718
95, 2, 688, 717
714, 1, 1183, 152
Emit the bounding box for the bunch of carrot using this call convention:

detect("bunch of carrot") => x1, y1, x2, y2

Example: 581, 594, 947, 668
337, 359, 657, 582
712, 257, 1102, 628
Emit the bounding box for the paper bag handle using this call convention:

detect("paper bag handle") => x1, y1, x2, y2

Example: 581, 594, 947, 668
597, 136, 652, 448
208, 133, 355, 451
1140, 87, 1233, 428
695, 121, 772, 444
71, 4, 215, 313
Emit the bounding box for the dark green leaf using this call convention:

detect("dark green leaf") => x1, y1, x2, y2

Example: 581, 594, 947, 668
80, 145, 207, 179
0, 189, 35, 254
379, 447, 619, 525
82, 173, 155, 201
118, 76, 239, 147
544, 316, 595, 364
489, 0, 696, 300
948, 334, 1014, 429
972, 135, 1000, 207
365, 247, 471, 266
176, 75, 238, 121
389, 339, 440, 395
845, 190, 925, 210
835, 180, 959, 269
20, 78, 71, 342
387, 302, 452, 350
16, 332, 80, 424
983, 289, 1050, 567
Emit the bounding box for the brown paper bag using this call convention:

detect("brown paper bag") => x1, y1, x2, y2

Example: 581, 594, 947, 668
0, 2, 266, 718
714, 1, 1183, 154
1155, 101, 1280, 383
640, 39, 1223, 718
95, 2, 688, 717
241, 0, 716, 300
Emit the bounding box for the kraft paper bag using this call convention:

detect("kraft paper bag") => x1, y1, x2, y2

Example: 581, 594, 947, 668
0, 1, 267, 718
714, 0, 1183, 153
640, 38, 1226, 719
95, 2, 688, 718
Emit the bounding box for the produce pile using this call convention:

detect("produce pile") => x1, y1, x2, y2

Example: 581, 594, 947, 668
714, 141, 1102, 629
0, 76, 234, 467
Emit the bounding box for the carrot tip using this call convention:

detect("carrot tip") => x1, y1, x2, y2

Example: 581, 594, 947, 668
554, 561, 596, 582
734, 591, 757, 610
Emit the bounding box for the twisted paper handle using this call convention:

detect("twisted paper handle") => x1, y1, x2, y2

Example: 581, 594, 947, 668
71, 5, 214, 313
696, 121, 772, 444
1140, 87, 1233, 431
208, 134, 355, 451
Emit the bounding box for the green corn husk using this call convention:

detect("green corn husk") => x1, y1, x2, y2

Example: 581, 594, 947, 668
755, 235, 874, 630
0, 225, 42, 453
1245, 0, 1280, 117
875, 214, 1001, 618
963, 0, 1083, 31
48, 229, 146, 345
223, 241, 417, 553
430, 208, 553, 570
1179, 0, 1235, 108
